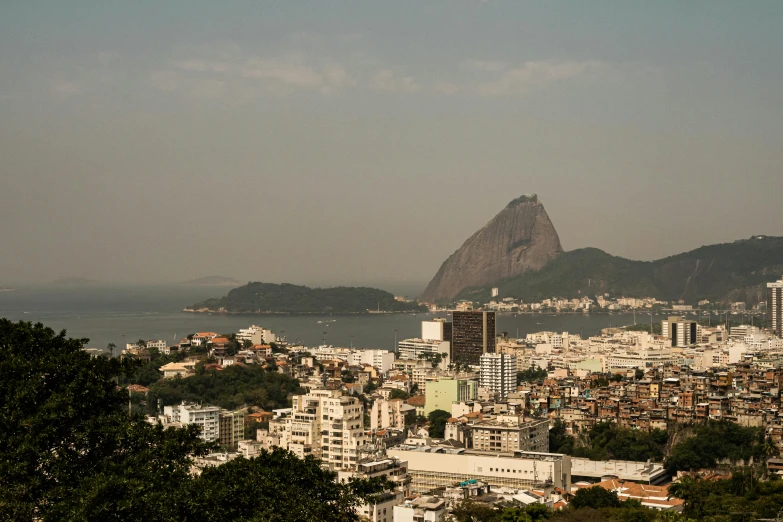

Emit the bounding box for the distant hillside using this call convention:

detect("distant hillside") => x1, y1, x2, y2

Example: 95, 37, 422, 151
186, 282, 428, 314
181, 276, 240, 287
50, 277, 102, 287
456, 236, 783, 304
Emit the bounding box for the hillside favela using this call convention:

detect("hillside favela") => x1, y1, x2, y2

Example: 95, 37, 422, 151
3, 3, 783, 522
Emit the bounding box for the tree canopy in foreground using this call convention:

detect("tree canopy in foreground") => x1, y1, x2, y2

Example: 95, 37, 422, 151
0, 319, 384, 521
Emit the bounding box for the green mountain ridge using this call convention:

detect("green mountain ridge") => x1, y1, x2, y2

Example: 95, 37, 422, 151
455, 236, 783, 304
187, 282, 427, 314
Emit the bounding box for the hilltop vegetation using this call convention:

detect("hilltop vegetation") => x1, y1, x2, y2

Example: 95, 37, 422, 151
148, 364, 304, 412
456, 236, 783, 304
188, 282, 428, 313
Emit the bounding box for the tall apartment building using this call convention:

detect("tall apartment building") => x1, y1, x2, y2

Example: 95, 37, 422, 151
266, 390, 367, 470
370, 398, 407, 431
769, 279, 783, 337
218, 410, 245, 449
163, 402, 220, 441
469, 416, 550, 453
479, 353, 517, 398
452, 311, 496, 365
662, 316, 697, 347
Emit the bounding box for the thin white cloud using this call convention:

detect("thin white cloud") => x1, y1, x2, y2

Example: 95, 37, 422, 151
156, 51, 358, 97
471, 60, 612, 96
434, 82, 460, 95
464, 60, 507, 73
372, 69, 419, 93
51, 81, 82, 95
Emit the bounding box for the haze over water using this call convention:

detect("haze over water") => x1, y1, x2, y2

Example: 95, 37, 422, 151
0, 286, 664, 351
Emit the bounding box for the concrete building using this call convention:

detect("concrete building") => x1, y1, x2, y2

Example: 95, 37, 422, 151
338, 458, 409, 522
218, 410, 245, 449
662, 316, 697, 347
264, 390, 367, 470
421, 319, 452, 342
480, 352, 517, 398
769, 279, 783, 337
370, 398, 408, 431
159, 361, 197, 378
452, 311, 496, 365
469, 416, 549, 453
236, 325, 276, 345
387, 446, 571, 493
393, 497, 446, 522
606, 349, 677, 370
348, 349, 395, 373
163, 402, 220, 441
424, 378, 477, 416
397, 339, 450, 364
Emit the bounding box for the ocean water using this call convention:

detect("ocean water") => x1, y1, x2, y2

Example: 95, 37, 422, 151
0, 286, 663, 351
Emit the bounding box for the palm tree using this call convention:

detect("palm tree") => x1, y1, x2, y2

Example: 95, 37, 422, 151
106, 342, 116, 358
668, 475, 702, 517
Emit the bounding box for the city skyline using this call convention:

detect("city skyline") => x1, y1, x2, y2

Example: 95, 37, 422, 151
2, 1, 782, 287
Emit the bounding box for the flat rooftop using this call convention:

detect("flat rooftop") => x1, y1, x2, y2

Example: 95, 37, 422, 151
571, 457, 668, 484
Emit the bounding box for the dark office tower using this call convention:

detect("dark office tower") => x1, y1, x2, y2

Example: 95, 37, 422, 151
452, 311, 496, 365
443, 321, 453, 344
769, 279, 783, 337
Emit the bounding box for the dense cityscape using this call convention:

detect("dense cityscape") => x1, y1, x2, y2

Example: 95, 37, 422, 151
59, 277, 779, 520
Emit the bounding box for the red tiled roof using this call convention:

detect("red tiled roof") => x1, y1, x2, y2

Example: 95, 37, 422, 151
407, 396, 426, 406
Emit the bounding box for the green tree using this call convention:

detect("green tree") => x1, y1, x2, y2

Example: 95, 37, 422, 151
549, 418, 575, 454
518, 366, 548, 384
570, 487, 622, 509
0, 319, 212, 521
189, 448, 389, 522
498, 507, 533, 522
389, 388, 410, 400
450, 499, 499, 522
667, 476, 705, 518
427, 409, 452, 438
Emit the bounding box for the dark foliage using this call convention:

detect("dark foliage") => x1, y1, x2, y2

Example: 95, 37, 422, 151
664, 420, 765, 473
518, 366, 548, 384
570, 487, 622, 510
427, 409, 452, 438
148, 363, 305, 412
191, 282, 427, 313
572, 422, 668, 462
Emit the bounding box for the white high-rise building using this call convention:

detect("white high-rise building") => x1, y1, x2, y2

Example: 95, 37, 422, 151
479, 353, 517, 398
163, 402, 221, 441
264, 390, 367, 470
768, 279, 783, 337
662, 316, 697, 347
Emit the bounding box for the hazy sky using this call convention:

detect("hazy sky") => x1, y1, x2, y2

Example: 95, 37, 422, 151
2, 1, 782, 292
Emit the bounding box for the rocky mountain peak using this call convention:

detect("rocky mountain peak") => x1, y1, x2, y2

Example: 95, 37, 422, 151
419, 195, 562, 303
